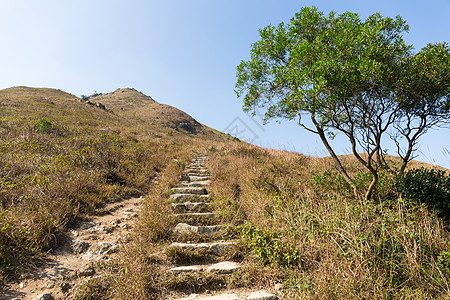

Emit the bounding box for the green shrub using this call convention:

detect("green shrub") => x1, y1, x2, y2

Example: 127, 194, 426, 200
37, 118, 52, 133
241, 223, 300, 267
397, 168, 450, 218
312, 169, 352, 196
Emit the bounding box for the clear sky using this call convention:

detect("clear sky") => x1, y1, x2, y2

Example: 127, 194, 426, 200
1, 0, 449, 168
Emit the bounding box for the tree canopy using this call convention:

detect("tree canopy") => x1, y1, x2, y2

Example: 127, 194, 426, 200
235, 6, 450, 200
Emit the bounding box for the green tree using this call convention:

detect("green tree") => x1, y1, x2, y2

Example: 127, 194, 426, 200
235, 6, 450, 201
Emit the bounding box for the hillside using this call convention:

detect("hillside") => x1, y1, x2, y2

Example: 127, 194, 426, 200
88, 88, 213, 135
0, 86, 449, 300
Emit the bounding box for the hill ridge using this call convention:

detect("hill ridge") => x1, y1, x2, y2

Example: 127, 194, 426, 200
90, 87, 207, 135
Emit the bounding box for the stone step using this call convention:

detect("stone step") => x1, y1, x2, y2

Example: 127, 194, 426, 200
190, 161, 208, 165
183, 168, 210, 176
207, 261, 241, 274
186, 172, 211, 178
181, 180, 211, 187
171, 187, 207, 195
176, 294, 239, 300
186, 166, 206, 169
174, 210, 217, 226
169, 194, 210, 202
186, 163, 207, 166
185, 167, 209, 171
188, 175, 211, 181
173, 223, 222, 235
170, 241, 235, 256
170, 265, 202, 273
175, 291, 278, 300
191, 158, 207, 161
175, 212, 216, 218
191, 156, 209, 160
247, 291, 279, 300
183, 167, 210, 175
182, 173, 211, 182
172, 201, 210, 212
169, 261, 241, 274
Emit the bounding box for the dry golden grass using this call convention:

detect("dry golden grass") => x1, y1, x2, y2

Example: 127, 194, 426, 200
0, 86, 225, 285
89, 88, 221, 138
202, 142, 450, 299
2, 86, 449, 299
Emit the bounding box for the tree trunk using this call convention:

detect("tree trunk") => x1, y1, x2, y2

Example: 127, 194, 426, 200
310, 115, 359, 199
364, 170, 378, 202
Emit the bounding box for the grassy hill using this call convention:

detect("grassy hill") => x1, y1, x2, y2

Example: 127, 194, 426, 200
0, 87, 449, 299
0, 86, 221, 280
87, 88, 215, 136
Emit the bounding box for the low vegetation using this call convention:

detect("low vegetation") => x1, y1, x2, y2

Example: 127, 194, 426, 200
95, 142, 449, 299
1, 87, 449, 299
0, 87, 214, 284
205, 144, 450, 299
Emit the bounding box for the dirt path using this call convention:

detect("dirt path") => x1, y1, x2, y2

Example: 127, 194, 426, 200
0, 196, 143, 300
1, 153, 281, 300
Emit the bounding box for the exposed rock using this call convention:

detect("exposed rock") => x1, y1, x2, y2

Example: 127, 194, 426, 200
185, 202, 209, 211
247, 291, 278, 300
197, 294, 240, 300
171, 187, 207, 195
170, 194, 210, 202
78, 222, 98, 230
170, 194, 195, 202
170, 242, 210, 251
32, 294, 55, 300
189, 175, 211, 181
186, 172, 210, 177
185, 167, 209, 172
72, 239, 91, 254
79, 267, 95, 277
181, 180, 211, 187
175, 212, 215, 218
173, 223, 222, 235
177, 122, 197, 133
86, 224, 109, 234
96, 102, 106, 110
209, 242, 235, 256
95, 242, 120, 255
206, 261, 241, 274
169, 265, 202, 273
169, 241, 234, 256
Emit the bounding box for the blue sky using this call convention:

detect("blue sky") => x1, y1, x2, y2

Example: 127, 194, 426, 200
1, 0, 449, 168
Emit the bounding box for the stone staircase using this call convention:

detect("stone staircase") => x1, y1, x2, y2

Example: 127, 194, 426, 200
167, 153, 278, 300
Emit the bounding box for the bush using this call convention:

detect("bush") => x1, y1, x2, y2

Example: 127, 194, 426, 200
241, 223, 300, 267
37, 118, 52, 133
397, 168, 450, 218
